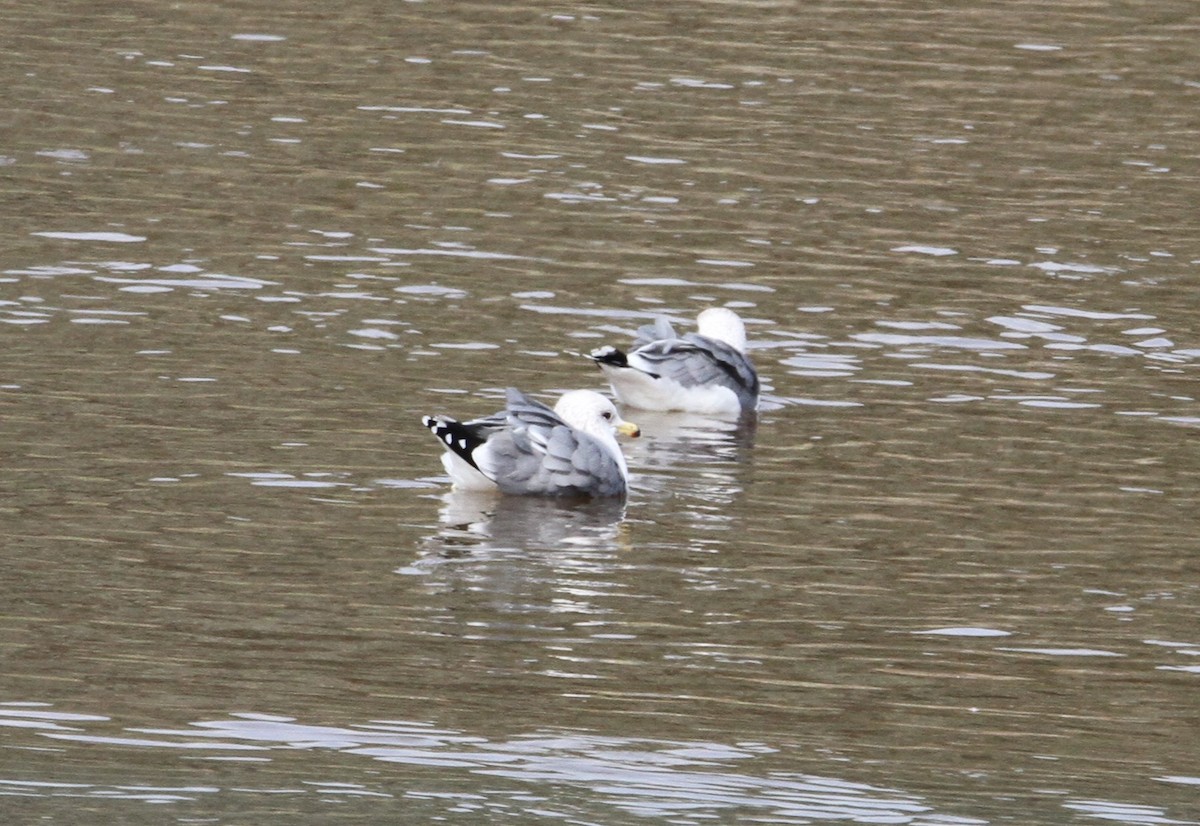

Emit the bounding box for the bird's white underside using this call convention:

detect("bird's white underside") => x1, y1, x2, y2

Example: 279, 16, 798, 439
599, 356, 742, 417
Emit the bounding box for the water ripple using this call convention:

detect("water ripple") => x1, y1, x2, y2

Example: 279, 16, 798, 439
15, 706, 990, 824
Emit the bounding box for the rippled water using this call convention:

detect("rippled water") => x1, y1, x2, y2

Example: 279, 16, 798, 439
4, 1, 1199, 823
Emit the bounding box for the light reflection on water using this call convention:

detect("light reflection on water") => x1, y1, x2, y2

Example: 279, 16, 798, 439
5, 704, 1196, 824
5, 246, 1199, 431
1, 704, 987, 823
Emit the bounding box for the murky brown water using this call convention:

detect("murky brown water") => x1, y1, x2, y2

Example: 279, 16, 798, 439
3, 1, 1198, 823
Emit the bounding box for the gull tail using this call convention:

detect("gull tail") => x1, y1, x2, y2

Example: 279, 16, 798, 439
590, 345, 659, 379
589, 345, 630, 368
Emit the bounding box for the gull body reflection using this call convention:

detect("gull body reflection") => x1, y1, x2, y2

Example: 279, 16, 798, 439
411, 491, 628, 563
406, 493, 630, 617
622, 410, 756, 504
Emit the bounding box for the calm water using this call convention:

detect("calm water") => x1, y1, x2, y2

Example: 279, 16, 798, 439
3, 1, 1198, 823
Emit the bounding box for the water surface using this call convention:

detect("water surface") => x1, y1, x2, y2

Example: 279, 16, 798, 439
3, 1, 1199, 823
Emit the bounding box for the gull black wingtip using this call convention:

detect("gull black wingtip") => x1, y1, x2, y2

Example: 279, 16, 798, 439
423, 414, 486, 472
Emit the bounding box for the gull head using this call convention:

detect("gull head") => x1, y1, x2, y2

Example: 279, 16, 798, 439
696, 307, 748, 352
554, 390, 640, 440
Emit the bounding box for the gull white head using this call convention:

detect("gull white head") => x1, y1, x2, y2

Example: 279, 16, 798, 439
553, 390, 640, 441
696, 307, 748, 353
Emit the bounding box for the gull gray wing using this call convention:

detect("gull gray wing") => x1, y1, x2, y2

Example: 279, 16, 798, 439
479, 389, 628, 497
633, 316, 677, 348
632, 333, 759, 407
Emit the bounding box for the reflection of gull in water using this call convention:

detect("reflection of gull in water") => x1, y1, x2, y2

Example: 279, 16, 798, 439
627, 410, 756, 466
411, 491, 628, 565
621, 410, 756, 506
406, 492, 628, 616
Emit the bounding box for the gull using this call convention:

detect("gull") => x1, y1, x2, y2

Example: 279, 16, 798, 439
422, 388, 639, 497
590, 307, 759, 417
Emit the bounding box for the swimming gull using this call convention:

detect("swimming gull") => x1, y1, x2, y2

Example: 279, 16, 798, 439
590, 307, 759, 417
422, 388, 640, 497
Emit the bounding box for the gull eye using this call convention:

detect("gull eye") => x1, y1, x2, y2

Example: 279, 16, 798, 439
601, 410, 613, 421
